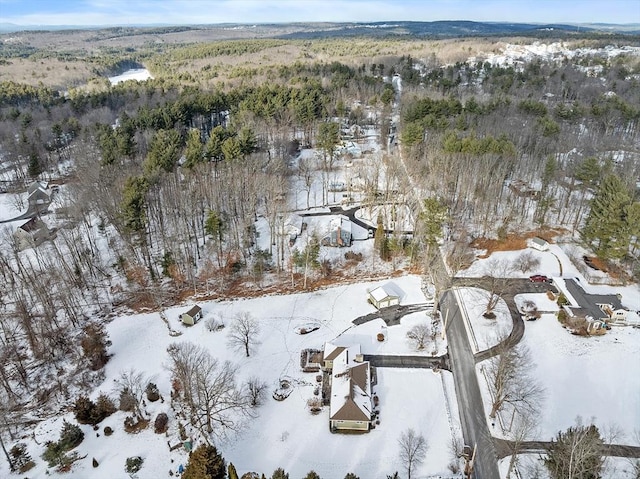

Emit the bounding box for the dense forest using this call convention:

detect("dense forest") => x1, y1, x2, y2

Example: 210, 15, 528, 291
0, 32, 639, 465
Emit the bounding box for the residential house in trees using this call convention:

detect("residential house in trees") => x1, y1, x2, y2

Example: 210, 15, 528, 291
323, 215, 352, 247
562, 279, 630, 325
323, 342, 373, 433
14, 217, 53, 250
180, 305, 203, 325
27, 181, 53, 215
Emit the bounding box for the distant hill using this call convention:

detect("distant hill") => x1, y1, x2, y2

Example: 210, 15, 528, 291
1, 20, 638, 38
274, 21, 640, 39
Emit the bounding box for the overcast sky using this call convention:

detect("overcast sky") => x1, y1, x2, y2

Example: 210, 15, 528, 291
1, 0, 639, 26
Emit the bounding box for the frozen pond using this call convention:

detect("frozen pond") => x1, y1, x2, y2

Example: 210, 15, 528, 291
108, 68, 152, 85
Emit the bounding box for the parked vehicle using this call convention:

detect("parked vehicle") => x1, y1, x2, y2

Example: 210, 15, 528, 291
529, 274, 549, 283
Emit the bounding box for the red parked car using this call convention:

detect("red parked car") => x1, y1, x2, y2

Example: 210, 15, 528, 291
529, 274, 549, 283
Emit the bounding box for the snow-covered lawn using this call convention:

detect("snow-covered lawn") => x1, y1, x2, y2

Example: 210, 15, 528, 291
454, 287, 511, 352
6, 275, 462, 478
519, 313, 640, 443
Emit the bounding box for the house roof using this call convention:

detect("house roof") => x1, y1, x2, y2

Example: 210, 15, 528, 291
323, 342, 347, 362
18, 217, 46, 233
369, 282, 404, 302
330, 215, 352, 234
564, 279, 623, 320
531, 237, 549, 246
27, 181, 48, 196
329, 345, 371, 423
184, 305, 202, 318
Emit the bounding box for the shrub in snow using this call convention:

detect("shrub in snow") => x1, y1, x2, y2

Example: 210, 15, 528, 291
154, 412, 168, 434
119, 388, 137, 412
9, 443, 35, 473
103, 426, 113, 436
75, 394, 117, 425
42, 421, 84, 468
344, 474, 359, 479
59, 421, 84, 450
73, 395, 94, 424
145, 382, 160, 402
80, 323, 111, 370
123, 416, 149, 433
125, 456, 144, 475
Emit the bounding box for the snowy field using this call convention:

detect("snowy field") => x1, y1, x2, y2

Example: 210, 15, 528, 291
108, 68, 153, 85
6, 275, 463, 478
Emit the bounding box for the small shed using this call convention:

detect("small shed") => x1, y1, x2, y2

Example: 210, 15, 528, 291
529, 237, 549, 251
180, 305, 203, 325
368, 283, 403, 309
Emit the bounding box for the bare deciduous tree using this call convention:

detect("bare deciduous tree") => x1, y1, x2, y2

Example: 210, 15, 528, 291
483, 258, 515, 318
485, 330, 544, 420
227, 312, 261, 357
398, 428, 428, 479
114, 369, 147, 420
244, 376, 267, 407
513, 250, 541, 273
406, 323, 430, 350
167, 342, 248, 441
505, 406, 540, 478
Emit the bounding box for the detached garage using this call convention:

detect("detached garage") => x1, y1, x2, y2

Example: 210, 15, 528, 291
368, 283, 403, 309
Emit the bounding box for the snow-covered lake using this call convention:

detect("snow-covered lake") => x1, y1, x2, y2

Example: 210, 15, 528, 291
108, 68, 153, 85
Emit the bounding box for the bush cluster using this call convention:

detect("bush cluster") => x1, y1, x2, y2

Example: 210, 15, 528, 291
42, 421, 84, 468
73, 394, 116, 425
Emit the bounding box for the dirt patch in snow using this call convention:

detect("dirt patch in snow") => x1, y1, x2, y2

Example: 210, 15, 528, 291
472, 228, 566, 257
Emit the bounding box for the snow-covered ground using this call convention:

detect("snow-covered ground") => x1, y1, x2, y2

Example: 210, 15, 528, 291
108, 68, 153, 85
0, 191, 26, 220
461, 244, 640, 478
474, 42, 640, 69
4, 275, 463, 478
454, 288, 511, 353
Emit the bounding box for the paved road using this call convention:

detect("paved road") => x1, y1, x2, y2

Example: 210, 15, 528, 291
494, 438, 640, 460
441, 289, 500, 479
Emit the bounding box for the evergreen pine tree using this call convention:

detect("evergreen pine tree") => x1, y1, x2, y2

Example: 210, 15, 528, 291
582, 174, 633, 259
228, 462, 239, 479
271, 467, 289, 479
27, 151, 43, 178
183, 444, 226, 479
